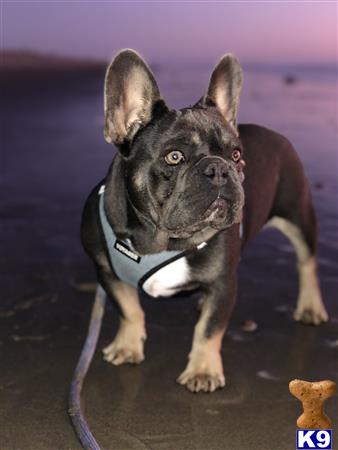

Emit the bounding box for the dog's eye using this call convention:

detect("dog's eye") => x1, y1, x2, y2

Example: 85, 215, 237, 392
231, 149, 241, 163
164, 150, 185, 166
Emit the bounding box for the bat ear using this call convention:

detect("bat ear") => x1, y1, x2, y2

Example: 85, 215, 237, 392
104, 49, 165, 146
202, 54, 243, 131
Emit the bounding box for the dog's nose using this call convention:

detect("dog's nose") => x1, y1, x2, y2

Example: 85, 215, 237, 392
203, 160, 229, 186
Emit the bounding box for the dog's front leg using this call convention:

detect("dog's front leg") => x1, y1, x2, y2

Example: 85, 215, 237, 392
102, 281, 146, 365
177, 277, 237, 393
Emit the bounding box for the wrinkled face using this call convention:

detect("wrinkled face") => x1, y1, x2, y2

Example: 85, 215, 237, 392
103, 49, 245, 244
126, 107, 245, 238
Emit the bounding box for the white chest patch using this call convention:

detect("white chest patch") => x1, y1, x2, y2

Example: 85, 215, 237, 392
142, 256, 190, 298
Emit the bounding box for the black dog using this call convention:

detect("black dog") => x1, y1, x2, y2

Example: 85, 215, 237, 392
81, 50, 328, 393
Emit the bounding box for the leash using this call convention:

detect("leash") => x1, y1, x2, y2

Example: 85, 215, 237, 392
68, 284, 106, 450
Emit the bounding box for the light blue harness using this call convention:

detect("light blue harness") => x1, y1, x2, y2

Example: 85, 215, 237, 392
98, 185, 205, 289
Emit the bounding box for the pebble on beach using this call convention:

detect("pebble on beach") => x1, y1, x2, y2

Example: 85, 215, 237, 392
241, 319, 258, 332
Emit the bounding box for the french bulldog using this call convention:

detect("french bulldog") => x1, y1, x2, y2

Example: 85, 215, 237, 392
81, 49, 328, 393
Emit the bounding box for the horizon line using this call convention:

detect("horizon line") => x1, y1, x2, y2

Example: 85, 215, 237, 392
1, 48, 337, 71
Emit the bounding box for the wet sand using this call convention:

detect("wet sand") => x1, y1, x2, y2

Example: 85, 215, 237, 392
1, 66, 337, 449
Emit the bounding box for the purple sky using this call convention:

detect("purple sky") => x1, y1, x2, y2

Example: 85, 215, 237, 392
2, 1, 337, 66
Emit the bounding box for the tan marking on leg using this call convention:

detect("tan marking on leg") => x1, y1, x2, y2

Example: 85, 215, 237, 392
268, 217, 310, 263
294, 257, 328, 324
103, 282, 146, 365
177, 302, 226, 392
269, 217, 328, 325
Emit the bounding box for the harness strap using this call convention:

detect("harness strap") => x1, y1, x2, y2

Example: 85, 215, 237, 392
98, 185, 194, 289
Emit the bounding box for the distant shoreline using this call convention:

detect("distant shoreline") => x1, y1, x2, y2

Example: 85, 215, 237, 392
0, 50, 107, 71
1, 49, 336, 72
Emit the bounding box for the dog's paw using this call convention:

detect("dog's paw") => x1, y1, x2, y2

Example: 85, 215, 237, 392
102, 323, 146, 365
293, 306, 329, 326
177, 350, 225, 393
177, 370, 225, 393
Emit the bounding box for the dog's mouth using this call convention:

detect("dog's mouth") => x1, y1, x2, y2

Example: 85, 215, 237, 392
205, 197, 229, 221
163, 196, 236, 239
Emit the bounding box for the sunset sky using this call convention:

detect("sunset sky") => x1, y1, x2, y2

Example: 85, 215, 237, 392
2, 1, 337, 66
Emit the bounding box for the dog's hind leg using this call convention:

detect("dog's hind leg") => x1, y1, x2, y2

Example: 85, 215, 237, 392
102, 281, 146, 365
268, 214, 328, 325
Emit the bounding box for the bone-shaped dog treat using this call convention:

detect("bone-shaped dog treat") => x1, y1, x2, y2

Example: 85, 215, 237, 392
289, 379, 336, 429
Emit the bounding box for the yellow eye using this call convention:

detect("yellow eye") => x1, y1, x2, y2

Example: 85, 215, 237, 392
231, 149, 241, 163
164, 150, 185, 165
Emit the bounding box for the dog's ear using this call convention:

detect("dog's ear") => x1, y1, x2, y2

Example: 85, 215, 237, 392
104, 49, 163, 147
202, 54, 243, 131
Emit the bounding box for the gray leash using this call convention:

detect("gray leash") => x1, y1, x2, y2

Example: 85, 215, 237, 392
68, 285, 106, 450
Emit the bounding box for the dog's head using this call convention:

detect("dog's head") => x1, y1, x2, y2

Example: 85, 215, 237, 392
103, 49, 245, 253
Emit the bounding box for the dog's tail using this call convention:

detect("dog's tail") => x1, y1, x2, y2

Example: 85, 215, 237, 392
68, 284, 106, 450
